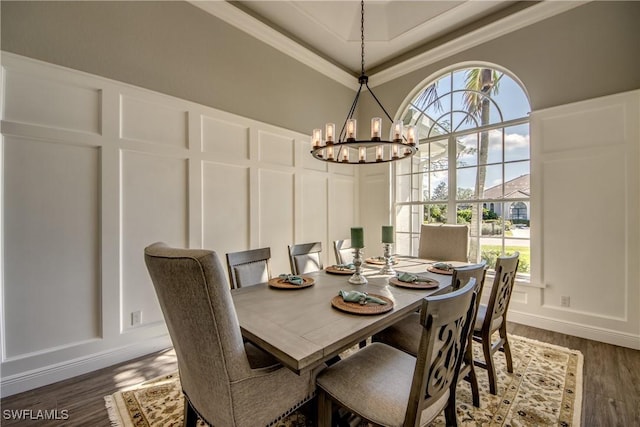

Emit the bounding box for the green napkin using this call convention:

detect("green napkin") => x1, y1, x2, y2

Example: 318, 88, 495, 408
335, 263, 355, 269
278, 274, 304, 285
397, 272, 418, 282
433, 262, 453, 271
338, 290, 387, 305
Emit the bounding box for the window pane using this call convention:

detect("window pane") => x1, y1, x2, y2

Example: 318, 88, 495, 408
504, 161, 530, 197
428, 139, 448, 171
395, 174, 414, 202
456, 133, 478, 167
428, 171, 448, 201
505, 238, 530, 273
486, 129, 503, 165
505, 124, 530, 162
492, 76, 531, 121
457, 164, 502, 200
425, 203, 447, 224
395, 205, 412, 233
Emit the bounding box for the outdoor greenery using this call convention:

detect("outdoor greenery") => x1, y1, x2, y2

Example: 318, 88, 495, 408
481, 245, 530, 273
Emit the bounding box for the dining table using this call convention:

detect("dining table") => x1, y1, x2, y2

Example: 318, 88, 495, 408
231, 256, 467, 374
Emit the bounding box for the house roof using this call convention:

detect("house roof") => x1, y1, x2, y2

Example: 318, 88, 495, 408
484, 173, 530, 199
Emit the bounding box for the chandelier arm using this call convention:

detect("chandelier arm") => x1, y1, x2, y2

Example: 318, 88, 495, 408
365, 81, 395, 124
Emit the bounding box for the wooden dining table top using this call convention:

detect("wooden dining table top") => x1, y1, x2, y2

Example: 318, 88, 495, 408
231, 257, 464, 374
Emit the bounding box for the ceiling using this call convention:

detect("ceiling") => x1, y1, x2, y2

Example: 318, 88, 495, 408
190, 1, 586, 87
231, 1, 519, 74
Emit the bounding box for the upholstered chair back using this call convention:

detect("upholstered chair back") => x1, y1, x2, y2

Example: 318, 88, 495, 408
288, 242, 323, 274
144, 243, 251, 425
226, 247, 272, 289
418, 224, 469, 262
333, 239, 353, 265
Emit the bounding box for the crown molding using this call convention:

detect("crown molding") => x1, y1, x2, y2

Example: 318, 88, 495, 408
190, 0, 590, 90
188, 0, 357, 89
369, 1, 590, 88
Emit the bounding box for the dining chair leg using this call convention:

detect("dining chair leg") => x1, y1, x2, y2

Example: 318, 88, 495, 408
444, 396, 459, 427
183, 397, 198, 427
317, 389, 333, 427
468, 365, 480, 407
500, 325, 513, 373
482, 339, 498, 395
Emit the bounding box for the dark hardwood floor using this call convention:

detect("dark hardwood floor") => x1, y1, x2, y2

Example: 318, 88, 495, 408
1, 322, 639, 426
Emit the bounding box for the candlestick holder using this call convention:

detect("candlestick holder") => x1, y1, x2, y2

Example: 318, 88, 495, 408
348, 248, 368, 285
379, 243, 396, 275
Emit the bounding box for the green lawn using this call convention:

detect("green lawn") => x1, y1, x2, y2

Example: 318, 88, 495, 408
480, 244, 530, 273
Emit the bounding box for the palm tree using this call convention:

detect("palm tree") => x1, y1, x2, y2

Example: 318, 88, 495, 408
462, 68, 502, 262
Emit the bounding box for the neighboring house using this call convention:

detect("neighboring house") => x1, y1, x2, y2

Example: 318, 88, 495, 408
483, 174, 530, 223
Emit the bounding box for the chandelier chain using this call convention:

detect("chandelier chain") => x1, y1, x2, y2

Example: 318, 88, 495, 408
360, 0, 365, 76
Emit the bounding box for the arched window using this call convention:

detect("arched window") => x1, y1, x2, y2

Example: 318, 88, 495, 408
394, 66, 530, 274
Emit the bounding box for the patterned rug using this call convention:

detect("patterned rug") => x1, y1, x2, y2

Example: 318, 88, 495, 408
105, 335, 583, 426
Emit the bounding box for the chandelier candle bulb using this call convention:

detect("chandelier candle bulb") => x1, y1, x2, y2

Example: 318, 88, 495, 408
351, 227, 364, 249
342, 147, 349, 162
325, 123, 335, 143
392, 120, 403, 141
382, 225, 394, 243
347, 119, 357, 140
407, 125, 417, 145
392, 143, 399, 158
371, 117, 382, 140
359, 146, 366, 163
327, 144, 334, 160
376, 145, 383, 161
312, 128, 322, 149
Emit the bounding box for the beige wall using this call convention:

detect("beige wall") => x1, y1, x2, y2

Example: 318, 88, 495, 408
359, 1, 640, 121
1, 0, 352, 135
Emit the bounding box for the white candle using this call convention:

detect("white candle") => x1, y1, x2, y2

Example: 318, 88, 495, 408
407, 125, 416, 145
326, 123, 335, 143
347, 119, 357, 140
371, 117, 382, 139
312, 128, 322, 149
393, 119, 403, 140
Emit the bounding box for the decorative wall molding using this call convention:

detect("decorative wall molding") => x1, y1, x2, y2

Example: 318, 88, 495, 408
0, 52, 358, 396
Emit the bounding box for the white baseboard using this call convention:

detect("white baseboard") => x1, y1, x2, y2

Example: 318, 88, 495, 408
0, 336, 173, 398
509, 311, 640, 350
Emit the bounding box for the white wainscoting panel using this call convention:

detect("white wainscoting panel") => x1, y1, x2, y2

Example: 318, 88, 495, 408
2, 53, 356, 396
258, 169, 295, 274
4, 70, 101, 135
517, 89, 640, 348
120, 95, 188, 148
202, 162, 250, 255
201, 116, 249, 160
300, 174, 328, 254
120, 151, 189, 329
3, 137, 101, 357
258, 130, 294, 167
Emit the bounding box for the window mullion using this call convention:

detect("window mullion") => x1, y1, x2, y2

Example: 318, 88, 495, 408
447, 134, 457, 223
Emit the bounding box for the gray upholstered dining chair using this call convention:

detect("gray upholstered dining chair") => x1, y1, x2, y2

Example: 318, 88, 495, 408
288, 242, 323, 274
332, 239, 353, 265
418, 223, 469, 262
473, 252, 519, 395
373, 262, 487, 407
144, 242, 319, 427
316, 278, 477, 427
226, 247, 272, 289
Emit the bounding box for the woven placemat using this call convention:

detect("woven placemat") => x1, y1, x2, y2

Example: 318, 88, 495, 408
325, 266, 355, 275
330, 294, 393, 315
427, 266, 453, 275
389, 277, 439, 289
268, 276, 315, 289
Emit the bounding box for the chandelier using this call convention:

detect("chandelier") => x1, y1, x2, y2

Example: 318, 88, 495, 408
310, 0, 418, 164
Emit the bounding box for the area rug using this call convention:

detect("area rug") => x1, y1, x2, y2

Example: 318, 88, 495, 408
105, 335, 583, 426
